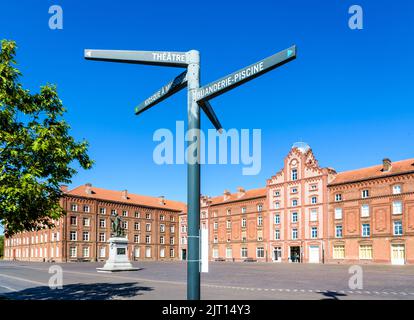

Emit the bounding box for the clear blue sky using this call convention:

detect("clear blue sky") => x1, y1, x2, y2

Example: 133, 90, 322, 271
1, 0, 413, 235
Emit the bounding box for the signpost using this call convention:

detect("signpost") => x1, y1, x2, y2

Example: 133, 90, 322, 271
84, 45, 296, 300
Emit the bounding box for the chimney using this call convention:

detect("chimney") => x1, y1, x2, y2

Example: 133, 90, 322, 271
60, 185, 68, 193
85, 183, 92, 195
121, 189, 128, 200
223, 189, 231, 201
237, 186, 245, 198
382, 158, 392, 172
158, 195, 166, 205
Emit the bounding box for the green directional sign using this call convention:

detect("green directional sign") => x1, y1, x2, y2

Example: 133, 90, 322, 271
135, 71, 188, 115
84, 44, 296, 301
84, 49, 189, 67
196, 45, 296, 102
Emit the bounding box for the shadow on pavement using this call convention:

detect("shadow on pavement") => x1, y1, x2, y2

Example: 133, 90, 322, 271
1, 282, 153, 300
320, 290, 347, 300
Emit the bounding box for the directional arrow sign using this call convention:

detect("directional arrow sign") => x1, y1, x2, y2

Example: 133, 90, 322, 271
135, 71, 188, 115
196, 45, 296, 102
198, 101, 222, 132
198, 101, 223, 133
84, 49, 189, 67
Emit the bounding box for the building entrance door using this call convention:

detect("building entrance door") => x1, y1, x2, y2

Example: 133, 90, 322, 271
273, 247, 282, 262
391, 244, 405, 265
308, 245, 320, 263
290, 246, 300, 263
182, 249, 187, 260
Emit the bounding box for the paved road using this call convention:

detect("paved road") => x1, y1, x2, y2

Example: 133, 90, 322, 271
0, 260, 413, 300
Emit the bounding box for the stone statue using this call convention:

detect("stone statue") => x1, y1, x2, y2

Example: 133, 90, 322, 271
111, 211, 124, 237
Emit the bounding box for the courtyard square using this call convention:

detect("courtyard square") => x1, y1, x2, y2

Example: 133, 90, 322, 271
0, 260, 413, 300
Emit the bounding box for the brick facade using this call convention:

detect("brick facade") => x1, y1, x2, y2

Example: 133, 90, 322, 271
4, 184, 185, 262
179, 143, 414, 265
327, 159, 414, 265
5, 144, 414, 265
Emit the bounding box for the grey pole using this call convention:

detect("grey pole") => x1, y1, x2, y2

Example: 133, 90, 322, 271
186, 50, 201, 300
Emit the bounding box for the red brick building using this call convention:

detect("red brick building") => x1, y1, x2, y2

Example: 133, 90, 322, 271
327, 158, 414, 265
180, 143, 414, 265
4, 184, 186, 262
5, 144, 414, 265
266, 142, 336, 263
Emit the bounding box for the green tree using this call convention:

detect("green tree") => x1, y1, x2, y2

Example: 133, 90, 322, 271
0, 235, 4, 258
0, 40, 93, 236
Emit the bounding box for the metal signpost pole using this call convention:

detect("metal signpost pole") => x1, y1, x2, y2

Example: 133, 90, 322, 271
84, 45, 296, 301
186, 50, 201, 300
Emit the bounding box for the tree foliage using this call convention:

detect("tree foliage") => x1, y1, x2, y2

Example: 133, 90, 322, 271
0, 40, 93, 236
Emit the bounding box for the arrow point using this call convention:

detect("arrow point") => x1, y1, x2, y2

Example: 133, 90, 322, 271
287, 49, 293, 57
85, 50, 91, 57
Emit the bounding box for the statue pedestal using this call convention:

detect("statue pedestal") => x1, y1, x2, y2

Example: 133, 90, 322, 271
96, 237, 139, 272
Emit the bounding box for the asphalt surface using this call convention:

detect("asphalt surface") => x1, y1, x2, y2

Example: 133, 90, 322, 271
0, 260, 413, 300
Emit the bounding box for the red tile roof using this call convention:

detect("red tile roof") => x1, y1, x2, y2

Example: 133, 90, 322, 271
330, 158, 414, 185
208, 187, 267, 206
66, 184, 186, 212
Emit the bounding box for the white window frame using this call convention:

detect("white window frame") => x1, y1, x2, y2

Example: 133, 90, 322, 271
333, 245, 345, 259
275, 229, 280, 240
335, 208, 343, 220
362, 223, 370, 237
393, 201, 403, 215
359, 245, 373, 260
361, 204, 370, 217
393, 185, 402, 195
226, 247, 232, 259
335, 225, 343, 238
70, 231, 77, 241
70, 247, 77, 258
83, 247, 90, 258
310, 209, 318, 222
291, 168, 298, 181
393, 220, 403, 236
256, 247, 265, 258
